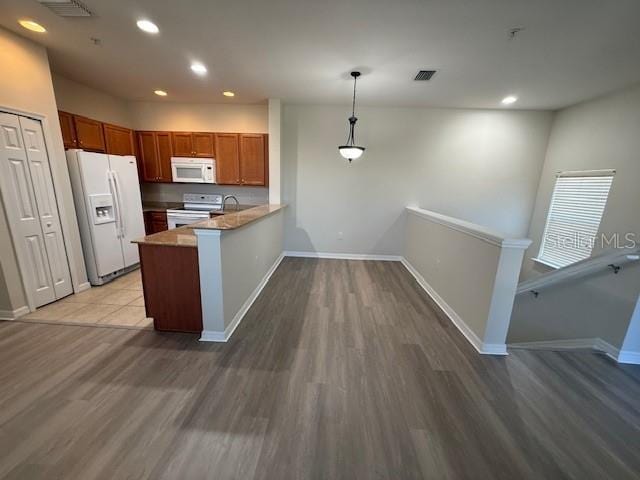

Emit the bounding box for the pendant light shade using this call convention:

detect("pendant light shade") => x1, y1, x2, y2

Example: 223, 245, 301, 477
338, 71, 365, 162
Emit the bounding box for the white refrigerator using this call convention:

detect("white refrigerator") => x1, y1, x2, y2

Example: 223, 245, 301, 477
66, 150, 145, 285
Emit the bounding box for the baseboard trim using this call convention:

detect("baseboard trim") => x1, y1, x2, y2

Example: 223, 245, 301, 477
509, 338, 600, 351
508, 338, 640, 364
0, 305, 30, 321
200, 252, 285, 343
617, 350, 640, 365
284, 251, 402, 261
75, 282, 91, 293
400, 258, 507, 356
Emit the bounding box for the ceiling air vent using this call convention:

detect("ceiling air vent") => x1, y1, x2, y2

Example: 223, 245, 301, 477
414, 70, 436, 81
37, 0, 93, 17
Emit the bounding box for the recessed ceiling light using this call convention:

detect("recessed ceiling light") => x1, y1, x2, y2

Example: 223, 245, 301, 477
136, 19, 159, 34
19, 19, 46, 33
223, 91, 235, 97
154, 90, 167, 97
190, 62, 207, 75
501, 95, 518, 105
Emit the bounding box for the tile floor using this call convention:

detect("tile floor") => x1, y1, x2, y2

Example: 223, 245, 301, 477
21, 269, 153, 329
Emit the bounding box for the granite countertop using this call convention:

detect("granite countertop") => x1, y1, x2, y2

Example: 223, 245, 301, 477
142, 202, 183, 212
133, 204, 286, 247
192, 204, 286, 230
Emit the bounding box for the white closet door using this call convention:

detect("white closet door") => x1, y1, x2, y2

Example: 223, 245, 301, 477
0, 112, 55, 307
19, 117, 73, 299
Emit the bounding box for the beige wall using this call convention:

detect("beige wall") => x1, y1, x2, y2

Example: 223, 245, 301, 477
511, 82, 640, 351
523, 82, 640, 280
404, 208, 529, 352
509, 262, 640, 349
0, 27, 88, 312
282, 104, 553, 255
51, 73, 133, 127
129, 102, 268, 133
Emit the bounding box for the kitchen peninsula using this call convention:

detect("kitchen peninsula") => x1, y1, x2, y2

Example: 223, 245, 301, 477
133, 204, 285, 339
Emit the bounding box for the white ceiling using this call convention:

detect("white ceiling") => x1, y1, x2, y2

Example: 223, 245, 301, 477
1, 0, 640, 109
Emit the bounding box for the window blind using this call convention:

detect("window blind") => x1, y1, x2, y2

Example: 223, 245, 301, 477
537, 171, 614, 269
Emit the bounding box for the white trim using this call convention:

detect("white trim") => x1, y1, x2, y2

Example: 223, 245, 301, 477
508, 337, 640, 364
0, 306, 30, 320
518, 248, 640, 295
405, 207, 531, 249
400, 257, 507, 356
200, 252, 284, 342
509, 338, 600, 350
284, 251, 402, 261
617, 350, 640, 365
556, 169, 615, 178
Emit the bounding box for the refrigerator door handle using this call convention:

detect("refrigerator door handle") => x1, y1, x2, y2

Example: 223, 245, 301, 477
112, 170, 126, 238
108, 170, 122, 238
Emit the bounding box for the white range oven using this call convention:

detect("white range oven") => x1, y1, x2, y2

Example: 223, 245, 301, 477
166, 193, 223, 229
171, 157, 216, 183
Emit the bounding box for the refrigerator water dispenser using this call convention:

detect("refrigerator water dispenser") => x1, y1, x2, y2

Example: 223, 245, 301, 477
89, 194, 115, 225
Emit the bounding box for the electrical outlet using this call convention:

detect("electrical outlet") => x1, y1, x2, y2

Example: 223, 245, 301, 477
338, 231, 343, 240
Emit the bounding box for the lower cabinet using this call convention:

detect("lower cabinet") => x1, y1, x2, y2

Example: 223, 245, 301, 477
144, 211, 168, 234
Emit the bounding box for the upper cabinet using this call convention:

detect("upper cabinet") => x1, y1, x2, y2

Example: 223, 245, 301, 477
171, 132, 215, 157
215, 133, 268, 186
137, 131, 172, 183
192, 133, 215, 157
58, 111, 77, 149
215, 134, 240, 185
73, 115, 106, 152
103, 123, 134, 156
171, 132, 193, 156
239, 134, 267, 186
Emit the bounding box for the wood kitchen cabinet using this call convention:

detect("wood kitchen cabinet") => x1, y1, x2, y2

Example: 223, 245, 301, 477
73, 115, 106, 152
215, 133, 240, 184
192, 132, 215, 157
137, 131, 172, 182
58, 111, 77, 149
145, 211, 168, 234
171, 132, 215, 157
215, 133, 268, 186
239, 134, 267, 186
103, 123, 134, 156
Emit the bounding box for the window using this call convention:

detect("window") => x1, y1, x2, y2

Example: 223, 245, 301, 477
536, 170, 614, 269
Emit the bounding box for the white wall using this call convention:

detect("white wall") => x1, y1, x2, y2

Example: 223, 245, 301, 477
51, 73, 133, 127
0, 27, 88, 312
523, 82, 640, 280
282, 104, 552, 255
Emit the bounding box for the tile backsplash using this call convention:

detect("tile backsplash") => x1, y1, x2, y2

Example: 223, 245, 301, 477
141, 183, 269, 205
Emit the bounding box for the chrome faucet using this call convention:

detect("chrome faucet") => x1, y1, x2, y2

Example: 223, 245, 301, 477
222, 195, 240, 210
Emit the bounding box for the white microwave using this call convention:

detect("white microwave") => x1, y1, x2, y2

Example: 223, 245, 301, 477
171, 157, 216, 183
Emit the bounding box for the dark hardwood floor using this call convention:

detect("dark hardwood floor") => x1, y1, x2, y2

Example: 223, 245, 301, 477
1, 258, 639, 479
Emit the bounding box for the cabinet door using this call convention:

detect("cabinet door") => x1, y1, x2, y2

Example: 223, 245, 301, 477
58, 111, 77, 149
73, 115, 105, 152
137, 131, 160, 182
104, 123, 134, 155
193, 132, 214, 157
156, 132, 173, 182
215, 134, 240, 185
171, 132, 194, 156
239, 134, 266, 185
148, 212, 168, 233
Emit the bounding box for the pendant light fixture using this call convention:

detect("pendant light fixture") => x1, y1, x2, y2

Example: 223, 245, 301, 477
338, 71, 365, 162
